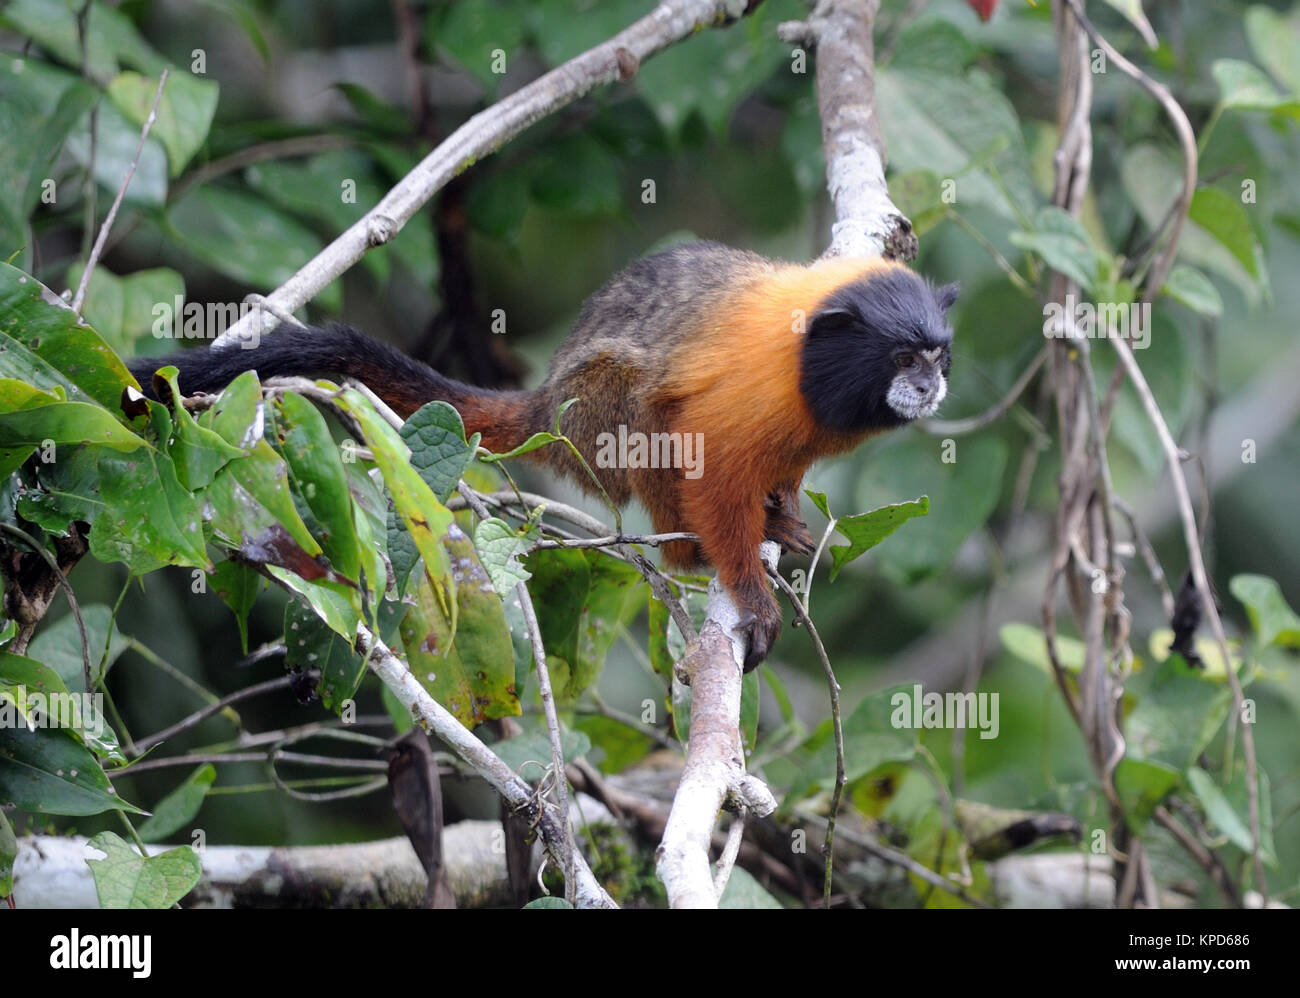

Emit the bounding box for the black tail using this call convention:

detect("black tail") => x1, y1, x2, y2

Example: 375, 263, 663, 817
129, 323, 501, 419
128, 323, 539, 447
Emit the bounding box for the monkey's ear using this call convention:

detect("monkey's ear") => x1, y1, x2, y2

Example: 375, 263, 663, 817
933, 282, 960, 313
809, 307, 856, 333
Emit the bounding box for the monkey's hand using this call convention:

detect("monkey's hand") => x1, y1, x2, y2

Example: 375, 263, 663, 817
763, 489, 815, 555
735, 585, 782, 672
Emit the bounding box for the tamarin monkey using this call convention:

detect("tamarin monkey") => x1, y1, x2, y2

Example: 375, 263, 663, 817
131, 241, 956, 670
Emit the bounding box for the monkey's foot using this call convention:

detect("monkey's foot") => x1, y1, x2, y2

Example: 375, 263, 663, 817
763, 511, 816, 555
736, 593, 782, 672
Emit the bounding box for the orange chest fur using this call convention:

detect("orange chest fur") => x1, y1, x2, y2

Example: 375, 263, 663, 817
660, 257, 892, 482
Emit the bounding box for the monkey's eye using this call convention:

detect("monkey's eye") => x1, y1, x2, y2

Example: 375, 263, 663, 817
895, 352, 917, 370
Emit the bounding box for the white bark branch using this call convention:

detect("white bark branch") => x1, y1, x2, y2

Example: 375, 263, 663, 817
356, 627, 616, 908
780, 0, 916, 260
656, 567, 778, 908
212, 0, 754, 348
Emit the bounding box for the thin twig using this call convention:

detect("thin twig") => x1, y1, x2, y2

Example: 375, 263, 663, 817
457, 481, 577, 904
1112, 495, 1175, 618
801, 515, 838, 617
132, 671, 316, 756
211, 0, 763, 348
1110, 336, 1266, 901
1154, 805, 1243, 908
920, 347, 1048, 436
529, 531, 698, 551
71, 68, 169, 313
796, 808, 991, 908
712, 810, 747, 900
1061, 0, 1195, 309
770, 568, 844, 908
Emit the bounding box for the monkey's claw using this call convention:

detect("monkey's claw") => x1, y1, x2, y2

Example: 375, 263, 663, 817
737, 597, 782, 672
765, 517, 816, 555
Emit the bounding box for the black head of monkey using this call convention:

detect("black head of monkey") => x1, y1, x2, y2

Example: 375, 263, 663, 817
799, 269, 957, 434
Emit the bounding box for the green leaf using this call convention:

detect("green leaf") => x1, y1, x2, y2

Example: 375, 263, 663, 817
1244, 5, 1300, 95
1186, 767, 1253, 855
1125, 656, 1232, 770
136, 765, 216, 843
166, 189, 336, 310
473, 517, 533, 593
429, 0, 528, 92
479, 431, 564, 462
529, 135, 623, 219
17, 444, 104, 534
1211, 58, 1286, 111
0, 650, 69, 729
204, 437, 325, 564
530, 0, 645, 67
156, 368, 245, 490
1114, 757, 1181, 830
0, 0, 167, 80
243, 150, 394, 285
386, 502, 420, 594
62, 266, 185, 358
854, 435, 1007, 582
209, 560, 262, 654
274, 391, 361, 583
636, 0, 793, 137
793, 685, 918, 799
889, 19, 978, 73
0, 380, 146, 452
1187, 187, 1261, 279
0, 263, 140, 409
824, 496, 930, 582
285, 599, 364, 710
401, 401, 479, 504
399, 524, 520, 727
0, 71, 95, 268
1162, 265, 1223, 317
467, 165, 531, 242
266, 568, 360, 640
86, 831, 202, 909
337, 388, 456, 626
0, 724, 142, 816
523, 896, 573, 909
0, 809, 14, 897
332, 83, 409, 136
27, 604, 130, 693
524, 548, 644, 700
877, 67, 1037, 223
0, 645, 124, 761
1230, 574, 1300, 649
1009, 207, 1104, 291
648, 590, 674, 689
1000, 622, 1086, 674
107, 70, 219, 177
491, 726, 590, 777
719, 866, 784, 909
1101, 0, 1157, 48
1121, 145, 1266, 305
91, 447, 209, 573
